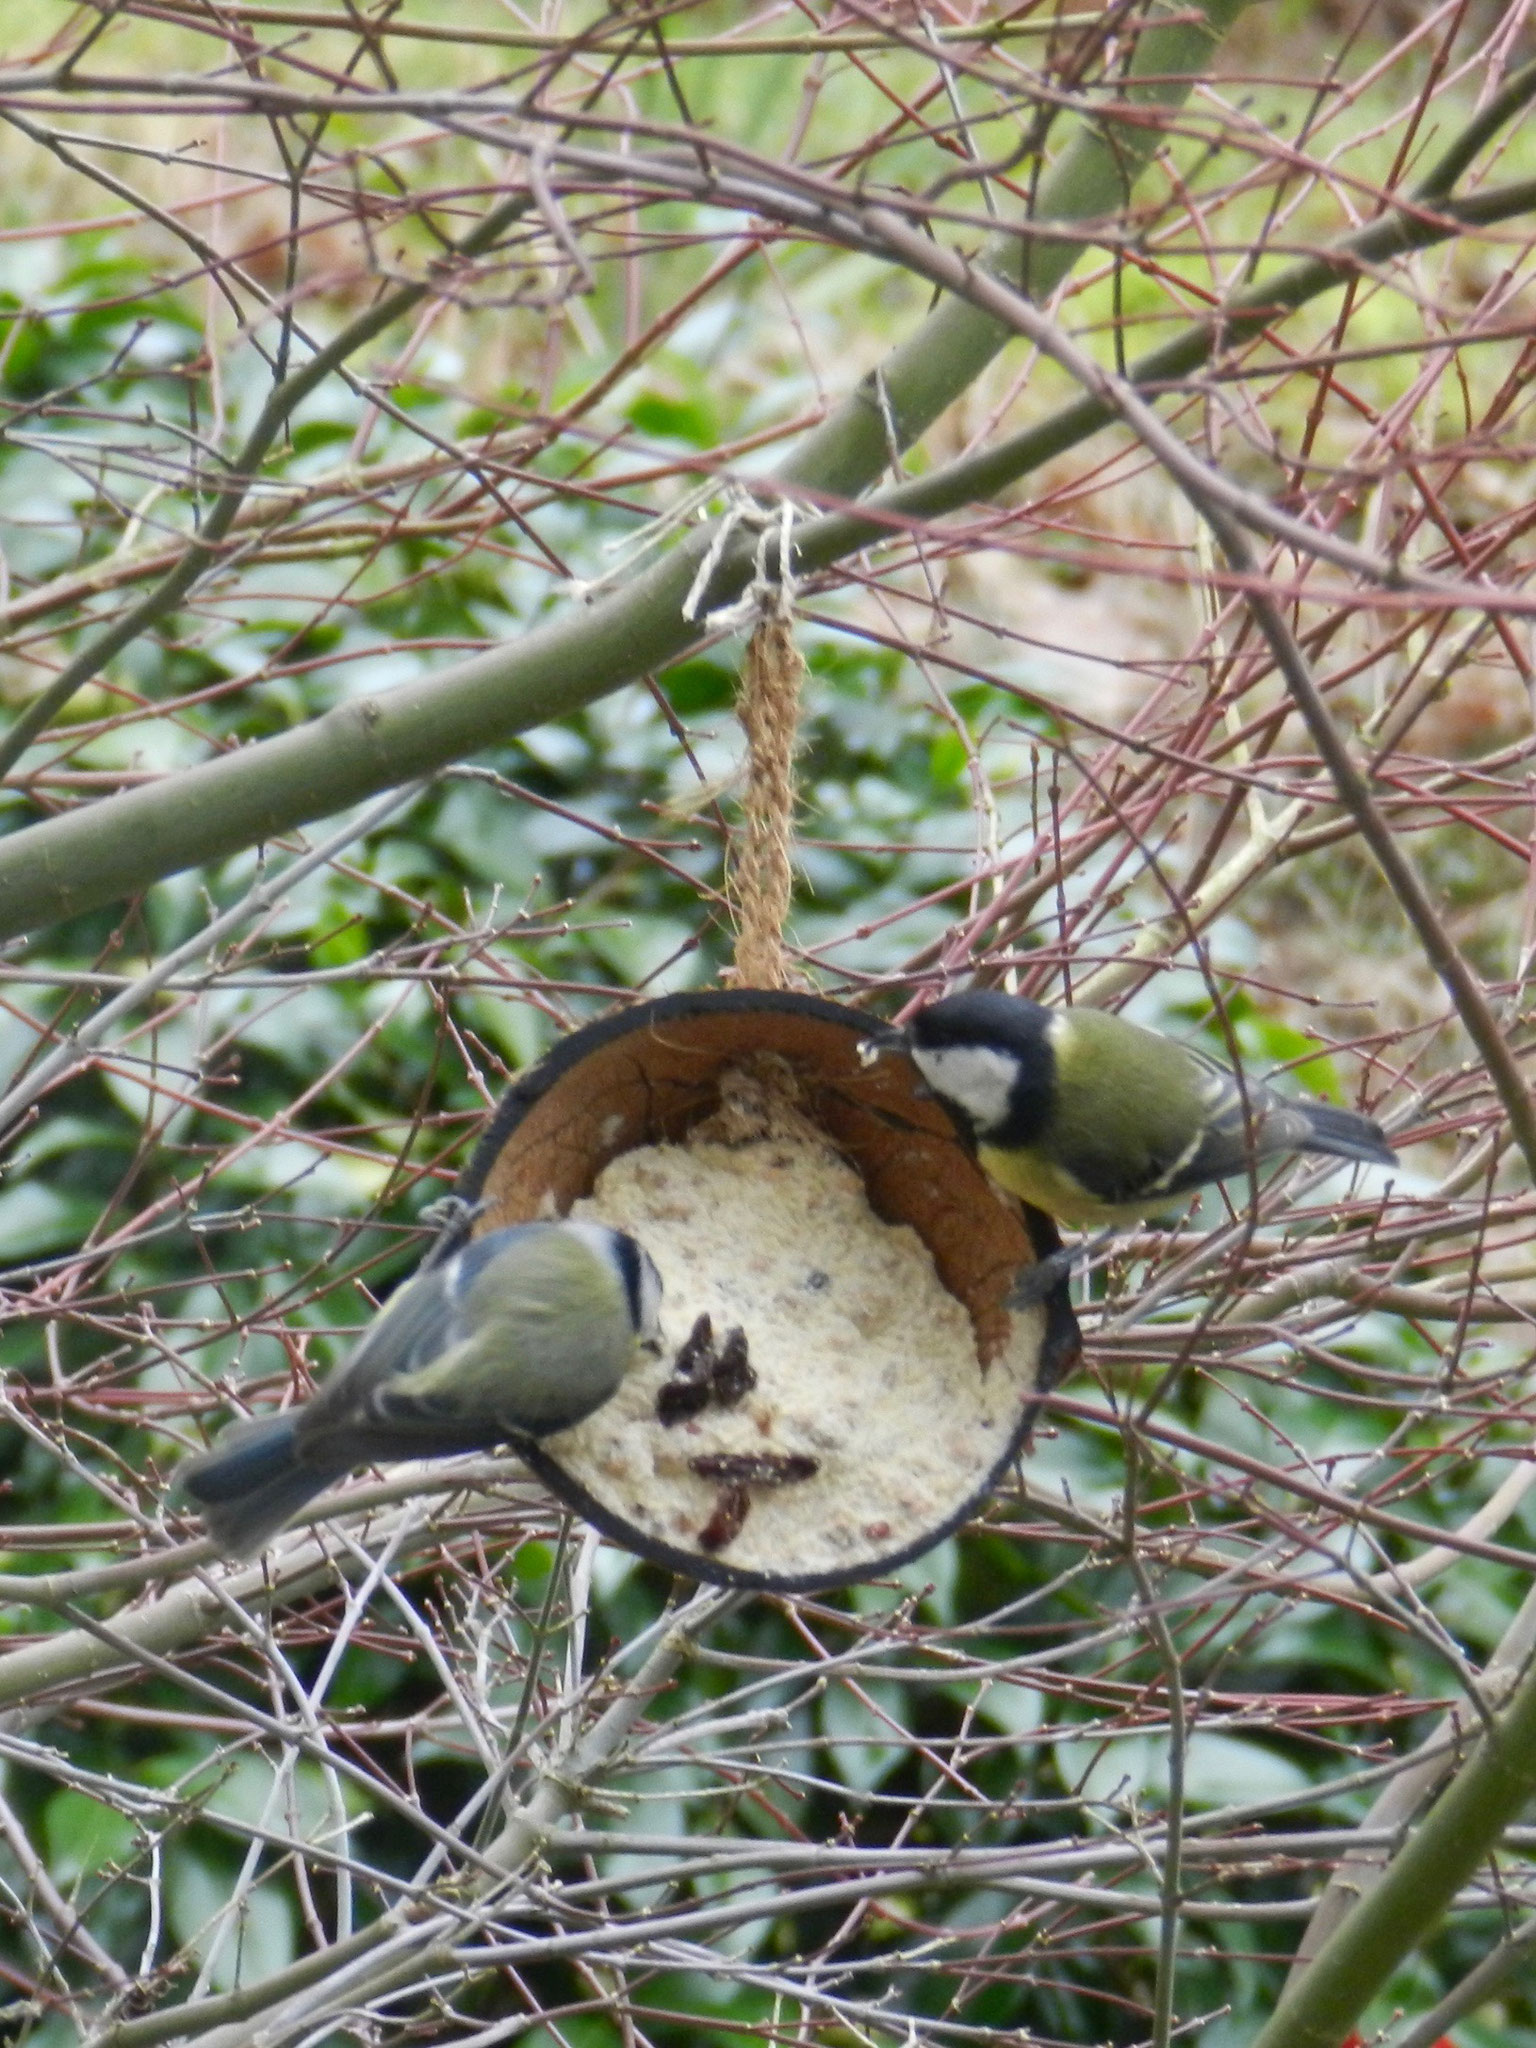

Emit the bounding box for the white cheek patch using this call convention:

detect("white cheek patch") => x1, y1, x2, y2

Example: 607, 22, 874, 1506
910, 1042, 1019, 1135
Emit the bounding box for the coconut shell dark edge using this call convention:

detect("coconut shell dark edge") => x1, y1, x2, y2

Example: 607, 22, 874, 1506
449, 987, 1081, 1594
513, 1420, 1042, 1597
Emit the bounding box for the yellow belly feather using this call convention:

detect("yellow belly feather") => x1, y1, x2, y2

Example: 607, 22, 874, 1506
976, 1143, 1177, 1228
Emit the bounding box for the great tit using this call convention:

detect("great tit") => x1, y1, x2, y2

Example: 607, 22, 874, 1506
893, 989, 1397, 1229
179, 1219, 663, 1557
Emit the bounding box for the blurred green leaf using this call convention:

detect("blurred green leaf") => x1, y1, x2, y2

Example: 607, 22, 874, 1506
42, 1789, 136, 1885
166, 1852, 295, 1994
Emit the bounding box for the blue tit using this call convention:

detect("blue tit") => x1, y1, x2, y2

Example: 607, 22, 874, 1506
179, 1220, 663, 1557
891, 989, 1397, 1229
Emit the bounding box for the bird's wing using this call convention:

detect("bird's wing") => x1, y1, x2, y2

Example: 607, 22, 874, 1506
295, 1262, 465, 1440
1138, 1050, 1310, 1200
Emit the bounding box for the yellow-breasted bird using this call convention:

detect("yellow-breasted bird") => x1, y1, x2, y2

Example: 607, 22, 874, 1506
892, 989, 1396, 1230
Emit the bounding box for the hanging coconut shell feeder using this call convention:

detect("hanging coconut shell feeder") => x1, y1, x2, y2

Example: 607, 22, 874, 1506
451, 989, 1080, 1592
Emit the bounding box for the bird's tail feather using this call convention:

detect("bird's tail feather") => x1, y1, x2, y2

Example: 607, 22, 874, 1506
178, 1414, 338, 1558
1300, 1102, 1397, 1167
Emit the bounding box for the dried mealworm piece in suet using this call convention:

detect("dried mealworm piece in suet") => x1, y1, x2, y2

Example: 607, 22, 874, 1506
699, 1484, 752, 1552
656, 1311, 718, 1426
689, 1451, 819, 1487
708, 1326, 756, 1408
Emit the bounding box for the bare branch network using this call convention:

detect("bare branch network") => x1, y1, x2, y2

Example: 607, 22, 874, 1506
1, 3, 1535, 2046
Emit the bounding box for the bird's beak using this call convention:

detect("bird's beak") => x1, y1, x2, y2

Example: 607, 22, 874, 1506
856, 1023, 907, 1068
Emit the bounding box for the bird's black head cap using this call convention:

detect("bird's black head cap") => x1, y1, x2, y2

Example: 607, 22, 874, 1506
907, 989, 1052, 1053
905, 990, 1057, 1146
